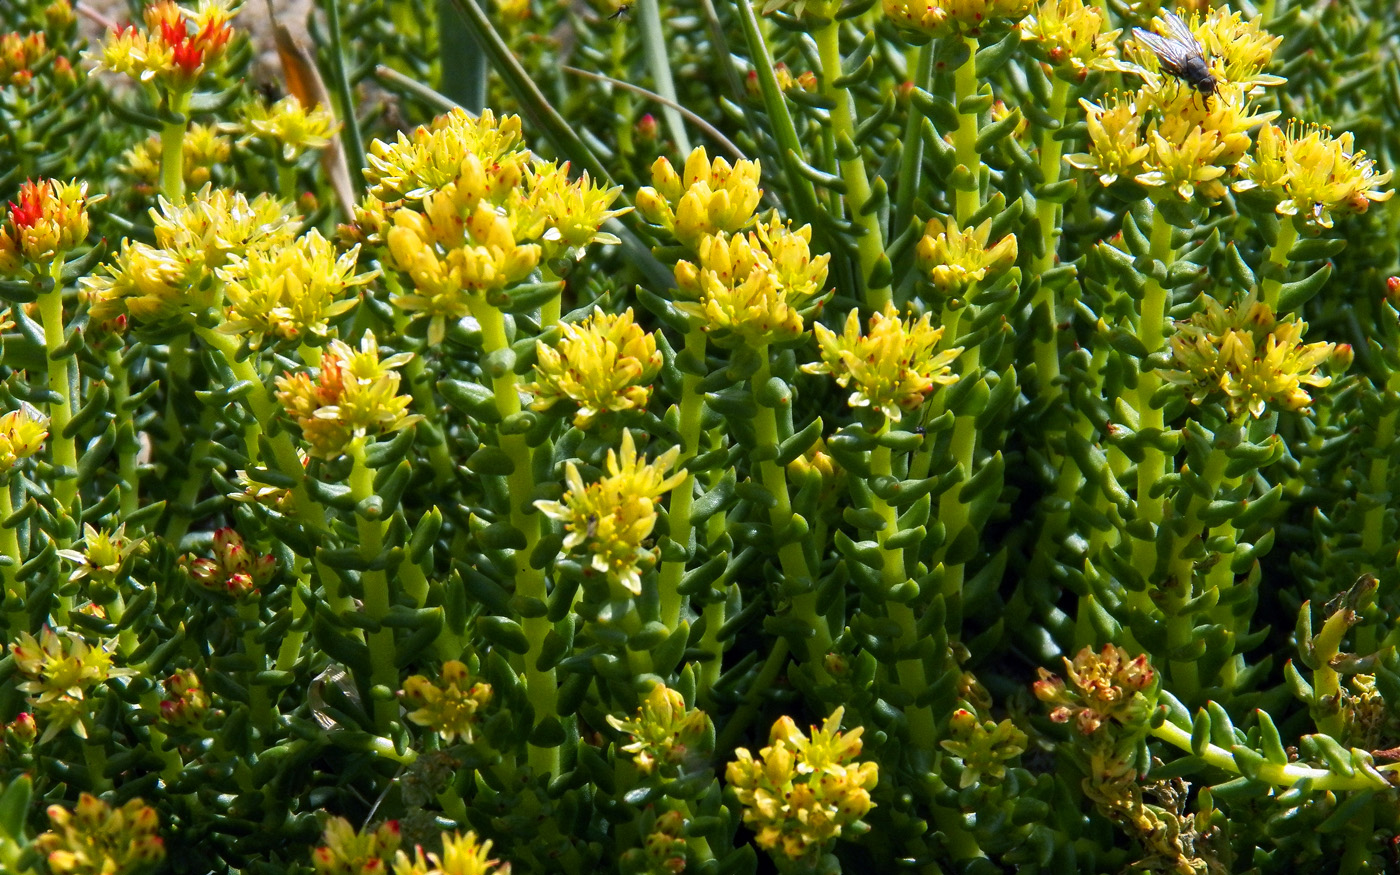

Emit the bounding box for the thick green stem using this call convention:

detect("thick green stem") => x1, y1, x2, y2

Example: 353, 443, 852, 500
158, 90, 190, 202
349, 437, 400, 734
933, 302, 980, 604
40, 257, 78, 515
815, 19, 889, 310
1151, 717, 1391, 790
466, 298, 558, 777
753, 352, 831, 667
107, 347, 139, 518
952, 37, 982, 224
1128, 208, 1177, 611
1031, 76, 1070, 403
1260, 214, 1298, 312
893, 44, 934, 244
238, 598, 274, 735
0, 477, 24, 633
657, 329, 707, 631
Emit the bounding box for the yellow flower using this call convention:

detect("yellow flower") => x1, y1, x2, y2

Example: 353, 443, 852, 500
1065, 93, 1149, 187
1020, 0, 1121, 79
312, 817, 402, 875
56, 523, 147, 585
362, 108, 527, 211
400, 661, 493, 744
915, 215, 1018, 295
725, 707, 878, 864
636, 147, 764, 248
274, 331, 422, 459
0, 402, 48, 471
672, 218, 829, 347
37, 794, 166, 875
606, 684, 713, 775
1135, 125, 1228, 202
242, 94, 340, 163
1235, 121, 1394, 229
90, 0, 237, 92
82, 239, 190, 326
940, 709, 1028, 788
149, 185, 298, 271
1163, 295, 1335, 418
527, 308, 662, 427
220, 229, 373, 347
534, 430, 686, 596
391, 830, 511, 875
9, 628, 134, 741
0, 178, 92, 276
384, 184, 542, 345
804, 304, 963, 421
0, 31, 47, 87
1190, 8, 1285, 92
510, 161, 631, 260
882, 0, 1033, 40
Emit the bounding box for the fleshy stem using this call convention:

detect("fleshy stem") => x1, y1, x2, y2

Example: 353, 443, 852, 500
1309, 606, 1350, 738
158, 89, 191, 202
348, 436, 400, 734
752, 349, 831, 667
464, 295, 558, 778
41, 257, 78, 517
1031, 75, 1071, 404
1259, 213, 1297, 312
238, 598, 275, 735
1150, 715, 1392, 791
0, 476, 23, 633
893, 44, 934, 247
932, 298, 979, 604
657, 328, 707, 631
1355, 372, 1400, 655
870, 432, 935, 743
952, 36, 982, 225
107, 346, 139, 518
1127, 206, 1177, 614
815, 17, 889, 311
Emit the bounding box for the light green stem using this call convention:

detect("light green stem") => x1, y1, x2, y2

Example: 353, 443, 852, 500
41, 257, 78, 515
349, 437, 400, 734
466, 297, 558, 777
159, 90, 191, 202
815, 19, 888, 310
952, 36, 981, 224
0, 477, 24, 633
1150, 717, 1392, 790
1260, 214, 1298, 311
657, 329, 707, 631
1031, 76, 1070, 403
107, 347, 139, 518
239, 599, 274, 734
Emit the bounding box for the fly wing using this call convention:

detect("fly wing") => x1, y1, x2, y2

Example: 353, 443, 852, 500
1132, 26, 1195, 77
1161, 10, 1199, 45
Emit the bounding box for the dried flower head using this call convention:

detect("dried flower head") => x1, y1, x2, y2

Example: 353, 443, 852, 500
1033, 644, 1157, 735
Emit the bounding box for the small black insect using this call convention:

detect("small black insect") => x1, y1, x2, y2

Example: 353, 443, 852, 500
608, 4, 631, 19
1133, 10, 1217, 102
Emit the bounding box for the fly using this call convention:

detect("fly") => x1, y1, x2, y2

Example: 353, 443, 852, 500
1133, 10, 1217, 103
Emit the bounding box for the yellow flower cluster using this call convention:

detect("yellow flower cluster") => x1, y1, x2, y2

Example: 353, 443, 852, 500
0, 402, 49, 471
804, 304, 962, 421
605, 684, 713, 775
401, 660, 494, 744
242, 94, 340, 164
91, 0, 237, 92
393, 831, 512, 875
118, 123, 231, 193
37, 794, 166, 875
366, 110, 626, 341
85, 186, 298, 329
673, 217, 830, 347
312, 817, 402, 875
1235, 122, 1394, 229
0, 178, 92, 276
1069, 9, 1285, 202
939, 708, 1028, 788
1162, 295, 1335, 418
527, 308, 662, 428
534, 430, 686, 596
883, 0, 1033, 40
725, 707, 878, 863
915, 215, 1018, 296
1020, 0, 1120, 79
180, 527, 277, 599
220, 229, 374, 348
9, 628, 134, 742
274, 332, 422, 460
636, 147, 764, 249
